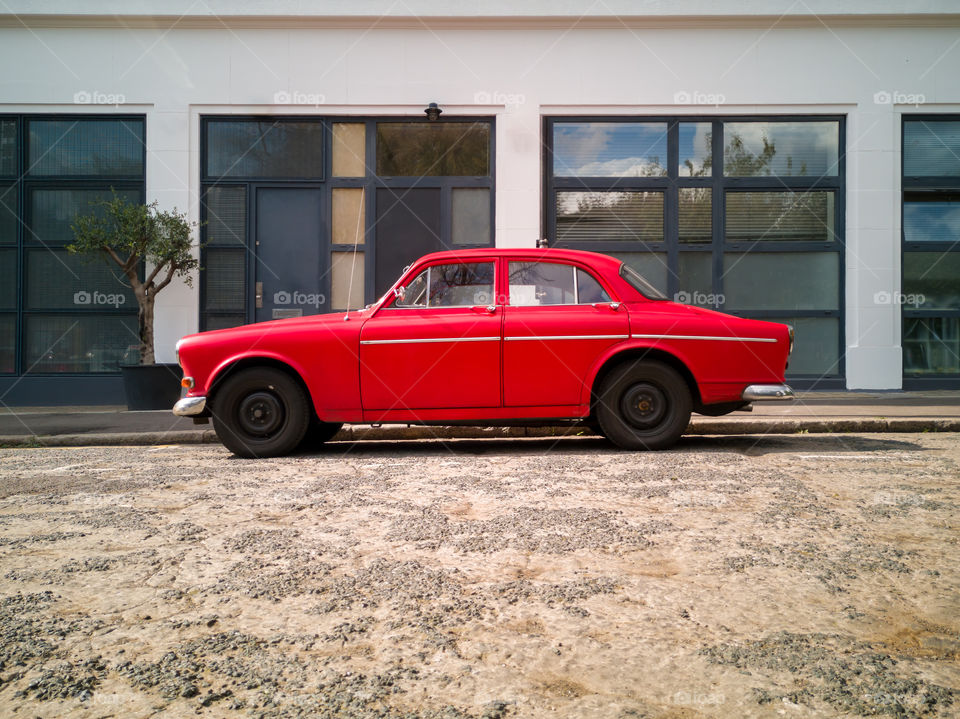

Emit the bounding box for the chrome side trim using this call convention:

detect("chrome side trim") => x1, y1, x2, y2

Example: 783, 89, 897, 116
742, 384, 795, 401
173, 396, 207, 416
360, 336, 501, 345
632, 333, 777, 343
504, 334, 629, 341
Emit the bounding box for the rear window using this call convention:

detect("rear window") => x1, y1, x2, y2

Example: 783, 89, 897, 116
619, 263, 667, 300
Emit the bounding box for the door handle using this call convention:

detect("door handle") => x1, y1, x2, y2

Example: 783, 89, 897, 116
594, 302, 621, 311
472, 305, 497, 315
255, 281, 263, 309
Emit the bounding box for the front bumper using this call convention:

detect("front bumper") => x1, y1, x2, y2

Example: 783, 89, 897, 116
173, 396, 207, 416
742, 384, 795, 401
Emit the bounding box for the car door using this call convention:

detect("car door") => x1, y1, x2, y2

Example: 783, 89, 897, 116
502, 260, 629, 407
359, 260, 502, 411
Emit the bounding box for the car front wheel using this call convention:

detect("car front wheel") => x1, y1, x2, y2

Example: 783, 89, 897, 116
212, 367, 310, 458
595, 360, 691, 450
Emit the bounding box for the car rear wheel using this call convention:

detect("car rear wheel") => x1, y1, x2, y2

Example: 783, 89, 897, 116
595, 360, 691, 450
212, 367, 310, 458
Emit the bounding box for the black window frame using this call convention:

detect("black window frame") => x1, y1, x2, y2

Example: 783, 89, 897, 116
543, 114, 846, 389
0, 113, 146, 379
901, 114, 960, 388
199, 115, 496, 331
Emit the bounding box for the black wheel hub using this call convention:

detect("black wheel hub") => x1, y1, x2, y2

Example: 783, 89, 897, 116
620, 382, 667, 429
237, 391, 284, 437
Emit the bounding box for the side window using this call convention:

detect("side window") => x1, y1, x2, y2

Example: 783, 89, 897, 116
395, 262, 494, 308
508, 262, 610, 305
577, 268, 612, 303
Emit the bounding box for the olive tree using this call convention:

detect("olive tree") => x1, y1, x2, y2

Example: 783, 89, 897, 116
69, 192, 201, 365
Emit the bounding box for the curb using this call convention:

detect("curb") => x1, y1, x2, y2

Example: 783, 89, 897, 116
1, 417, 959, 448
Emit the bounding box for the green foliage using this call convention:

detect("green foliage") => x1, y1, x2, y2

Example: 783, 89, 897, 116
68, 190, 202, 364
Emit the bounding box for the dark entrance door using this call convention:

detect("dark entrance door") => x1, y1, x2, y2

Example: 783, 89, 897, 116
374, 187, 442, 297
254, 187, 325, 323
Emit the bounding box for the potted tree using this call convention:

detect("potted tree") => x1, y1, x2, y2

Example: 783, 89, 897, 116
70, 191, 201, 410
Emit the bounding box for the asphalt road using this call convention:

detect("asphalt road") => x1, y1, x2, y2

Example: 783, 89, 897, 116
0, 434, 957, 718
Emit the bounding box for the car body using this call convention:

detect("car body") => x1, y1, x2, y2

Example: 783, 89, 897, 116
174, 248, 794, 457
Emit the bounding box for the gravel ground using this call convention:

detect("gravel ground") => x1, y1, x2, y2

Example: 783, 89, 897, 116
0, 432, 957, 718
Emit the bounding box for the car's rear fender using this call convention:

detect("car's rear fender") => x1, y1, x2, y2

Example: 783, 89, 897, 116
584, 344, 703, 412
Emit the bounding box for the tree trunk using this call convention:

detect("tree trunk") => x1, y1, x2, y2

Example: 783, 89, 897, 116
139, 294, 155, 365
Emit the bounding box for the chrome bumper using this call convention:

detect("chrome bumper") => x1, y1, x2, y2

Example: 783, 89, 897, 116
173, 396, 207, 416
742, 384, 795, 401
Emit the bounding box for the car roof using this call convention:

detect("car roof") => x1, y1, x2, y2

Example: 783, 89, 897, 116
414, 247, 624, 273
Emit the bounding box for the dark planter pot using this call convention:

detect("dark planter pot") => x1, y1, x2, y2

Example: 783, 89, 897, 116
120, 363, 183, 411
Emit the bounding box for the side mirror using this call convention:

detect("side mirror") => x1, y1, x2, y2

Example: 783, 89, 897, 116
393, 286, 406, 302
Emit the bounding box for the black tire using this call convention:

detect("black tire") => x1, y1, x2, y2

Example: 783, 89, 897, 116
298, 418, 344, 450
211, 367, 310, 458
595, 360, 691, 450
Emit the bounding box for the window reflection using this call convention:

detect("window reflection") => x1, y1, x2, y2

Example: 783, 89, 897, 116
556, 191, 663, 243
723, 122, 838, 177
553, 123, 667, 177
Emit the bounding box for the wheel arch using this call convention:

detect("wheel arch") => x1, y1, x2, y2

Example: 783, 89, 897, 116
587, 346, 702, 417
207, 355, 317, 420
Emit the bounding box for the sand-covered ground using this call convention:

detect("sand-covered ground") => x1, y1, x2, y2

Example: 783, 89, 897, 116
0, 433, 957, 718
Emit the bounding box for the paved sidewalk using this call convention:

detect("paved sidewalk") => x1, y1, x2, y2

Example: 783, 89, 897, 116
0, 391, 958, 447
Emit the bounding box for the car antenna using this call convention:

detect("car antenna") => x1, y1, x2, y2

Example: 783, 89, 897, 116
343, 190, 365, 321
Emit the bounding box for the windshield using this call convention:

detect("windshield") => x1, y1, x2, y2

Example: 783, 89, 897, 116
619, 263, 667, 300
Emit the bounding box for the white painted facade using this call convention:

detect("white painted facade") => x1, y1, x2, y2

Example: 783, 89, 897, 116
2, 1, 959, 390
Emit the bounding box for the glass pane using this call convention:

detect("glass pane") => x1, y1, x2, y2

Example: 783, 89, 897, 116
206, 120, 323, 178
508, 262, 575, 306
0, 314, 13, 372
0, 119, 15, 176
553, 122, 667, 177
26, 249, 135, 311
778, 317, 840, 376
608, 252, 668, 296
28, 119, 144, 176
376, 122, 490, 176
556, 191, 663, 243
577, 268, 611, 304
203, 314, 246, 331
203, 249, 245, 312
903, 197, 960, 243
676, 252, 716, 307
0, 184, 15, 244
904, 120, 960, 177
332, 188, 365, 246
452, 188, 490, 245
428, 262, 494, 307
24, 314, 138, 373
679, 187, 711, 243
679, 122, 712, 177
723, 121, 838, 177
332, 123, 366, 177
904, 317, 960, 375
723, 252, 839, 311
28, 188, 140, 246
203, 186, 246, 246
726, 191, 835, 243
331, 251, 365, 310
903, 252, 960, 310
0, 248, 15, 310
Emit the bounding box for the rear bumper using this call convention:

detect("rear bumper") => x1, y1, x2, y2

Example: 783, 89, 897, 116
173, 396, 207, 416
742, 384, 795, 401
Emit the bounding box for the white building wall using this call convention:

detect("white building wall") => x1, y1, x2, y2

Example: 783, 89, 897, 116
2, 13, 959, 388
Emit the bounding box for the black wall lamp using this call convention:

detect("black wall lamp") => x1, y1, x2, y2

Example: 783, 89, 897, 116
424, 102, 442, 121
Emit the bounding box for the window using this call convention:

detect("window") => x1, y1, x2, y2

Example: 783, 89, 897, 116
546, 116, 844, 385
0, 115, 145, 377
205, 120, 323, 178
508, 262, 611, 306
902, 116, 960, 385
376, 122, 489, 176
396, 262, 494, 308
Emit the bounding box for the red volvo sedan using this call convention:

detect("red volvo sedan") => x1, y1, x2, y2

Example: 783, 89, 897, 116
174, 248, 795, 457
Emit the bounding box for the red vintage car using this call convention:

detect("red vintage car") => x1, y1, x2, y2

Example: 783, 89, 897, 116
174, 248, 794, 457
